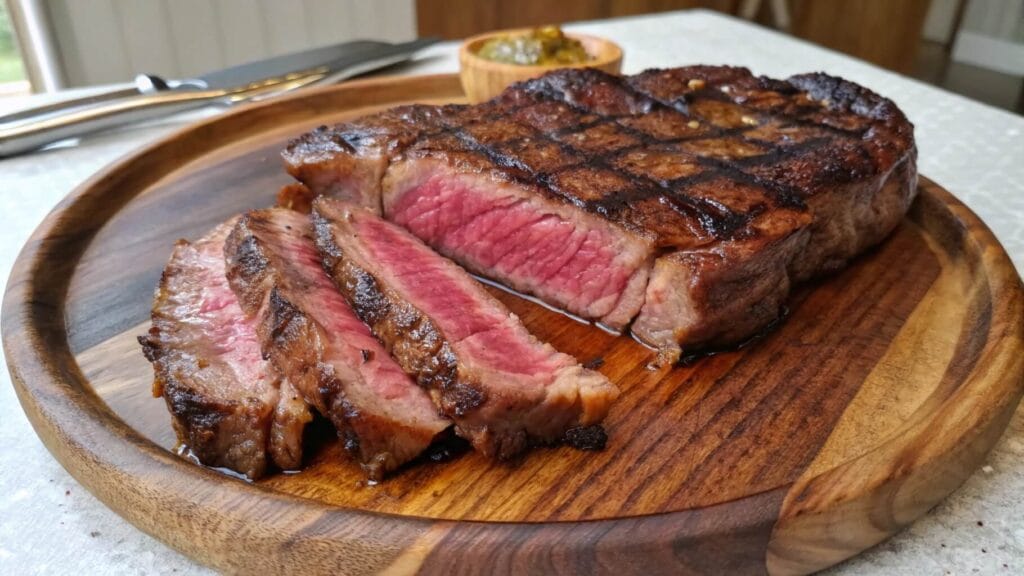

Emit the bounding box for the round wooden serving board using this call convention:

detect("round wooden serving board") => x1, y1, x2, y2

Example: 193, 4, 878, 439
3, 74, 1022, 576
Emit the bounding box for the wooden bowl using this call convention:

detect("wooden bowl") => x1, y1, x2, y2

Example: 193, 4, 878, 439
459, 28, 623, 103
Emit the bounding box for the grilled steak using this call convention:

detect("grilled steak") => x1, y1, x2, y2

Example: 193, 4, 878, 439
223, 208, 450, 479
311, 198, 619, 458
139, 219, 311, 479
284, 66, 917, 362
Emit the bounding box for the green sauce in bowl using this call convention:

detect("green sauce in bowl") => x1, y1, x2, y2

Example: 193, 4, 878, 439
476, 26, 593, 66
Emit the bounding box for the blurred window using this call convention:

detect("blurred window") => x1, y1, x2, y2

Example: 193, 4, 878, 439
0, 3, 28, 95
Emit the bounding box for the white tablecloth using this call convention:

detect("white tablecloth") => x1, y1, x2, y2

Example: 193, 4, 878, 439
1, 10, 1021, 575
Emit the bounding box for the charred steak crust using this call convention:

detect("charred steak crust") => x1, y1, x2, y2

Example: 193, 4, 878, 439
284, 66, 917, 362
312, 199, 619, 459
139, 220, 311, 479
223, 209, 450, 479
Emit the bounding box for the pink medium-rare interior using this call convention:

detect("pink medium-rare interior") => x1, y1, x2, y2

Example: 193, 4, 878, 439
352, 210, 572, 379
264, 212, 431, 403
351, 207, 574, 380
191, 229, 270, 393
383, 162, 651, 329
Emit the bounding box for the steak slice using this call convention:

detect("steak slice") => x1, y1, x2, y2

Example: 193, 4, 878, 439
139, 219, 311, 479
224, 208, 449, 479
312, 198, 619, 458
284, 66, 916, 362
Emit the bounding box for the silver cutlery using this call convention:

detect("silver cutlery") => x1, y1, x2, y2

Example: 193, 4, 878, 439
0, 38, 438, 157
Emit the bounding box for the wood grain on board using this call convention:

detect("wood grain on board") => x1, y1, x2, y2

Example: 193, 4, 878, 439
3, 74, 1022, 575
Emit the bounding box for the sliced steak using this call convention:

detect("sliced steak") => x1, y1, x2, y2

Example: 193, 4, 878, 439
284, 66, 916, 362
312, 198, 619, 458
139, 219, 311, 479
223, 208, 449, 479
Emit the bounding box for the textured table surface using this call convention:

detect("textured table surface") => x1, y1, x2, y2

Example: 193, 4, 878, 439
1, 10, 1021, 575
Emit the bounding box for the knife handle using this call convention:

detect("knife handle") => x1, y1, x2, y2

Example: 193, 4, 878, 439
0, 86, 143, 125
0, 91, 224, 157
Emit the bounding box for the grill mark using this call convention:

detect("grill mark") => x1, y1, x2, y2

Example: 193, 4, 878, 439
582, 121, 757, 231
633, 76, 868, 140
315, 66, 897, 248
488, 127, 740, 238
616, 83, 824, 201
521, 73, 811, 227
487, 94, 752, 237
623, 73, 875, 177
775, 114, 867, 138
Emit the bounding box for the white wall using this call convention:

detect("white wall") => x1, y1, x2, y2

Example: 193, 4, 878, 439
951, 0, 1024, 75
44, 0, 417, 87
922, 0, 961, 44
960, 0, 1024, 41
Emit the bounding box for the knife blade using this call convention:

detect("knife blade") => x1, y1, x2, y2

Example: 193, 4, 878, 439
189, 40, 395, 91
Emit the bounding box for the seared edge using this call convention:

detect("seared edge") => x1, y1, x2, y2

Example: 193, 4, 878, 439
139, 219, 309, 478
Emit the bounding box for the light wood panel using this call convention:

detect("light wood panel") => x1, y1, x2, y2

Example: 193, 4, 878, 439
788, 0, 932, 72
3, 74, 1022, 575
